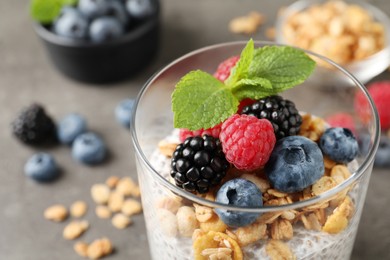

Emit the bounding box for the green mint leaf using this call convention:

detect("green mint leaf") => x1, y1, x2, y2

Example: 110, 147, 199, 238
172, 70, 238, 130
231, 77, 273, 101
248, 46, 316, 93
62, 0, 78, 6
30, 0, 63, 24
171, 41, 316, 131
225, 39, 254, 87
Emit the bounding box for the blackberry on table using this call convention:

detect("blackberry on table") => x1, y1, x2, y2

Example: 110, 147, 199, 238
241, 95, 302, 139
12, 103, 57, 145
170, 135, 230, 194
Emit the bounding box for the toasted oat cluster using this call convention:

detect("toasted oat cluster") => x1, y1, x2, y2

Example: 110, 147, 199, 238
281, 0, 385, 66
44, 176, 142, 259
229, 11, 265, 35
157, 113, 357, 259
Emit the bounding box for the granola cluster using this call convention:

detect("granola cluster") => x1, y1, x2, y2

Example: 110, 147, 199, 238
43, 175, 142, 259
281, 0, 385, 67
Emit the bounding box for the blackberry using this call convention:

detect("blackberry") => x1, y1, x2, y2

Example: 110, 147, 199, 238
170, 135, 230, 194
12, 103, 57, 145
241, 95, 302, 139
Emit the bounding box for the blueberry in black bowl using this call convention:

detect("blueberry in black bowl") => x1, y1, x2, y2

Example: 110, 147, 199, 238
30, 0, 160, 83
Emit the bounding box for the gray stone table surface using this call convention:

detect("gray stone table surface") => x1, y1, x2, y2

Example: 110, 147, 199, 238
1, 0, 389, 259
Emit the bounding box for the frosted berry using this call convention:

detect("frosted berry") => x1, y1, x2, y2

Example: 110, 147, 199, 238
242, 95, 302, 139
213, 56, 239, 82
57, 113, 87, 145
178, 123, 222, 143
355, 81, 390, 130
265, 136, 324, 193
319, 127, 358, 164
24, 153, 60, 182
375, 135, 390, 167
170, 135, 229, 194
219, 114, 276, 171
72, 132, 106, 165
215, 178, 263, 227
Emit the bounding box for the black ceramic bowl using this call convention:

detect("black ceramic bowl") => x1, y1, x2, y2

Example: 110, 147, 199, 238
34, 13, 160, 84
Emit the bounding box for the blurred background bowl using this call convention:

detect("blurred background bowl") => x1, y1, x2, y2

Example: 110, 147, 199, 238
34, 11, 160, 84
275, 0, 390, 87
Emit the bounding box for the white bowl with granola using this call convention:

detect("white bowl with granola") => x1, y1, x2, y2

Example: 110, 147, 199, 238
275, 0, 390, 85
131, 41, 380, 260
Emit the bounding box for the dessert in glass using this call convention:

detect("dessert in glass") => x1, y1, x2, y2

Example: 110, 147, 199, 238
131, 41, 379, 260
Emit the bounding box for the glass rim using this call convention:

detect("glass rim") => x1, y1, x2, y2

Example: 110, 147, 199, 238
130, 40, 380, 213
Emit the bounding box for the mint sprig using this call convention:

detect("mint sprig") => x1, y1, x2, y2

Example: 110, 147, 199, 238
30, 0, 78, 24
172, 71, 238, 130
172, 39, 316, 130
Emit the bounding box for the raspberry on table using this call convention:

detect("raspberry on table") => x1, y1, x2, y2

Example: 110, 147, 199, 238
12, 103, 57, 145
355, 81, 390, 130
241, 95, 302, 139
178, 123, 222, 143
213, 56, 240, 82
170, 135, 230, 194
219, 114, 276, 171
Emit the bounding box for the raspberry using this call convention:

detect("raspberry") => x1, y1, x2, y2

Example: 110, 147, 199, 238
326, 112, 355, 133
241, 95, 302, 139
220, 114, 276, 171
12, 103, 57, 145
170, 135, 230, 194
213, 56, 240, 82
178, 123, 222, 143
355, 81, 390, 130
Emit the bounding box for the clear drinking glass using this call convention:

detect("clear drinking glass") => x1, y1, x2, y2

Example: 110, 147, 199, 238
131, 41, 380, 260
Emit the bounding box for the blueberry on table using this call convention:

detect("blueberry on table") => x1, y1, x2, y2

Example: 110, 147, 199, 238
265, 135, 325, 193
78, 0, 109, 19
57, 113, 87, 145
319, 127, 358, 164
115, 99, 135, 129
53, 7, 88, 39
126, 0, 157, 20
89, 17, 124, 43
215, 178, 263, 228
24, 153, 60, 182
374, 135, 390, 167
72, 132, 106, 165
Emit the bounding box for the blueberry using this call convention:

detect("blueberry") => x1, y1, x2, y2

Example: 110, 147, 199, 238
320, 127, 358, 164
89, 17, 124, 43
24, 153, 60, 182
57, 113, 87, 145
58, 6, 83, 18
105, 0, 130, 25
374, 135, 390, 167
215, 178, 263, 228
78, 0, 109, 19
53, 7, 88, 39
126, 0, 157, 20
265, 136, 324, 193
72, 132, 106, 165
115, 99, 135, 128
